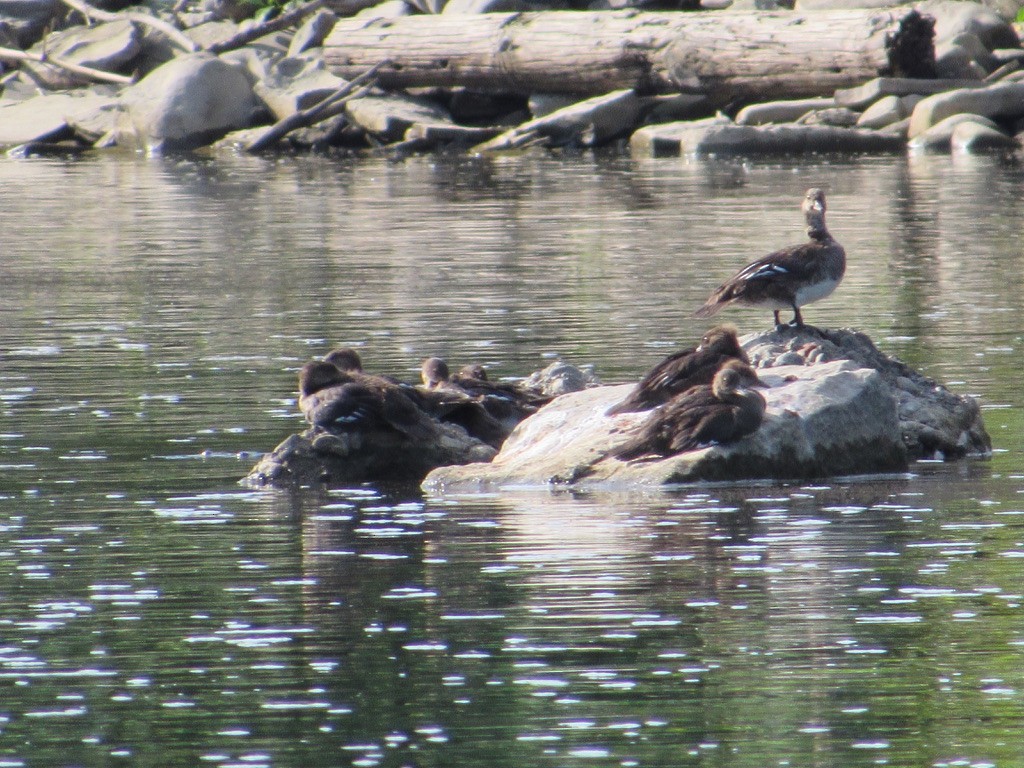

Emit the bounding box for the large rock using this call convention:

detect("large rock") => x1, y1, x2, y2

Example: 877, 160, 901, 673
908, 80, 1024, 137
24, 19, 141, 89
345, 93, 455, 143
115, 53, 257, 152
735, 97, 835, 125
255, 54, 346, 120
908, 112, 1003, 149
0, 0, 62, 47
629, 116, 903, 156
0, 91, 119, 147
423, 327, 990, 492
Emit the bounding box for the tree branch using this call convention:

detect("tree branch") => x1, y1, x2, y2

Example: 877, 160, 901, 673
60, 0, 199, 53
0, 45, 134, 84
206, 0, 326, 55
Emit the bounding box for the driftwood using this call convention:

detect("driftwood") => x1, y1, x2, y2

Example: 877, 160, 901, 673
205, 0, 327, 54
324, 9, 935, 104
0, 46, 134, 85
244, 60, 387, 152
60, 0, 199, 53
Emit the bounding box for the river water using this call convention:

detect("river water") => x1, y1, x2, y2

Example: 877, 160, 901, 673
1, 149, 1022, 767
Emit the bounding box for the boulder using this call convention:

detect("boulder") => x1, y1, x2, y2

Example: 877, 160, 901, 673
255, 54, 346, 120
345, 93, 454, 143
950, 118, 1017, 150
242, 423, 498, 488
908, 80, 1024, 137
287, 9, 338, 56
834, 77, 986, 109
473, 89, 644, 151
423, 327, 990, 492
917, 0, 1019, 49
629, 117, 904, 156
735, 97, 834, 125
24, 19, 141, 89
795, 106, 861, 126
115, 53, 257, 152
856, 93, 921, 128
908, 112, 1003, 149
0, 0, 62, 47
0, 91, 119, 147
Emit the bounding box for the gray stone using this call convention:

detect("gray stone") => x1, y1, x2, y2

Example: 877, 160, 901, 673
950, 119, 1016, 150
287, 9, 338, 56
793, 0, 896, 9
935, 41, 989, 79
795, 106, 860, 127
908, 113, 1002, 150
945, 31, 998, 70
522, 361, 601, 397
735, 97, 834, 125
255, 55, 346, 120
403, 122, 503, 147
834, 77, 987, 110
422, 327, 990, 492
528, 93, 579, 118
345, 93, 453, 142
353, 0, 412, 19
474, 89, 644, 151
116, 53, 257, 153
918, 0, 1019, 49
24, 19, 141, 89
0, 0, 60, 47
0, 91, 118, 147
442, 0, 532, 10
640, 93, 708, 123
856, 94, 921, 129
243, 422, 498, 488
908, 80, 1024, 137
628, 118, 904, 157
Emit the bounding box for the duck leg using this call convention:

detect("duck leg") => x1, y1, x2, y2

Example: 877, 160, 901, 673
772, 309, 782, 329
790, 304, 804, 328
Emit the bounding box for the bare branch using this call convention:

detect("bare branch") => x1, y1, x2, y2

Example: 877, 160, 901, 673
0, 45, 134, 85
206, 0, 326, 55
60, 0, 199, 53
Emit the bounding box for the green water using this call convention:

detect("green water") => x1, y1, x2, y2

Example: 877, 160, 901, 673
0, 150, 1021, 767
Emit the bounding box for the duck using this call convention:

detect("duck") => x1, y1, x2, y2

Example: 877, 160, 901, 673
297, 360, 434, 440
322, 346, 364, 373
417, 357, 510, 448
606, 324, 748, 415
611, 359, 767, 461
694, 188, 845, 328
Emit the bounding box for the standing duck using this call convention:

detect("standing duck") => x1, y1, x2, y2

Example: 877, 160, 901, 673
694, 188, 845, 328
607, 324, 748, 416
611, 359, 767, 461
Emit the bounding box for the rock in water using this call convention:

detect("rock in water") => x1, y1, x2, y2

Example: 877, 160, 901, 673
423, 327, 990, 491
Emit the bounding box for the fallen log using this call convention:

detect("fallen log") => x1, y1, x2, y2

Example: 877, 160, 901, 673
324, 8, 935, 104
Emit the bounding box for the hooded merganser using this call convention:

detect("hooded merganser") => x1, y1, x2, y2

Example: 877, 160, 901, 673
694, 188, 845, 328
611, 359, 767, 461
297, 360, 434, 440
607, 324, 749, 415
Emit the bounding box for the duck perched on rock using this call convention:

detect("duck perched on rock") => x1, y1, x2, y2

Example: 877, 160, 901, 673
611, 359, 767, 461
607, 324, 748, 415
695, 188, 845, 329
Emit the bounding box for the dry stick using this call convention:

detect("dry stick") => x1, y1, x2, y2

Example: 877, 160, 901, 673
244, 60, 389, 153
60, 0, 199, 53
0, 45, 134, 84
205, 0, 326, 55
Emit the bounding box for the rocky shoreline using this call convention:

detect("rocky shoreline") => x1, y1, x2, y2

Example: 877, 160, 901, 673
244, 327, 991, 490
3, 0, 1024, 155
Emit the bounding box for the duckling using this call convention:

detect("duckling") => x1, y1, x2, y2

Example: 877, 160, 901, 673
695, 188, 846, 329
607, 324, 748, 415
611, 359, 767, 461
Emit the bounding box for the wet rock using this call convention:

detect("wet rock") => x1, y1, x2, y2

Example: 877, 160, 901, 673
255, 54, 346, 120
521, 361, 601, 397
287, 9, 338, 56
0, 91, 118, 147
115, 53, 257, 153
856, 94, 921, 129
345, 92, 453, 143
629, 117, 903, 156
735, 97, 834, 125
950, 119, 1016, 150
243, 421, 498, 488
908, 112, 1002, 150
908, 80, 1024, 137
474, 89, 644, 151
24, 19, 141, 88
934, 40, 988, 79
834, 77, 986, 109
423, 327, 990, 492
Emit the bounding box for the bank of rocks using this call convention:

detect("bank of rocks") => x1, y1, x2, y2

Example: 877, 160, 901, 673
2, 0, 1024, 156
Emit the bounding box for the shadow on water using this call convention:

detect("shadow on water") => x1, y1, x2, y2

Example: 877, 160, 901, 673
0, 150, 1022, 766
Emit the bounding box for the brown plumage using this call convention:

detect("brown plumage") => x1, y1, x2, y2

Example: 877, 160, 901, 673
607, 324, 748, 416
611, 359, 767, 461
695, 188, 846, 328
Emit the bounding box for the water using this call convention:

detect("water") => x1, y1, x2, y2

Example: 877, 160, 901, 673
0, 149, 1022, 767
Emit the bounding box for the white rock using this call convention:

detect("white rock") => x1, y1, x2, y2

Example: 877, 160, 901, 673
908, 80, 1024, 137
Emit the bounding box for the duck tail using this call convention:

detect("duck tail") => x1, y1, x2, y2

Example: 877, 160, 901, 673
693, 298, 724, 319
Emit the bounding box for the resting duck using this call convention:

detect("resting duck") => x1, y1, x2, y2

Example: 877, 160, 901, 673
297, 360, 433, 440
607, 324, 748, 415
417, 357, 509, 448
322, 347, 364, 373
611, 359, 767, 461
694, 188, 845, 328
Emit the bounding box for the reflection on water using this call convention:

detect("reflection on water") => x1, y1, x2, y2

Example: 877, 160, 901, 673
0, 150, 1022, 766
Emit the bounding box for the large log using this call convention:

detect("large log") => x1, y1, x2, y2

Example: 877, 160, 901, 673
323, 9, 935, 104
